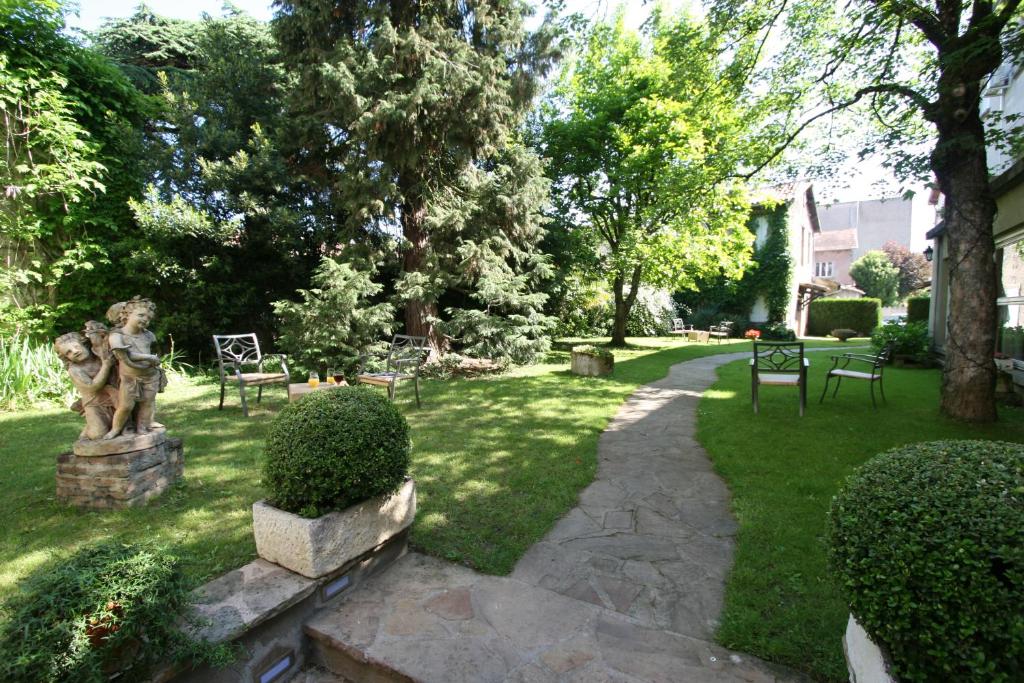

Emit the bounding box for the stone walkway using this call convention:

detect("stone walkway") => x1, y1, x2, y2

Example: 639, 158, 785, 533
303, 351, 812, 682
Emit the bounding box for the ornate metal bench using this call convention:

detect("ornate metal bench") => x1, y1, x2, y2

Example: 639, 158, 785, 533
820, 343, 894, 408
751, 341, 808, 416
356, 335, 429, 407
212, 334, 290, 417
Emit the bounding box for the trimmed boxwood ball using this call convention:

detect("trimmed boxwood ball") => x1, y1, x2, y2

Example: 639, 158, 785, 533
828, 440, 1024, 682
263, 386, 410, 518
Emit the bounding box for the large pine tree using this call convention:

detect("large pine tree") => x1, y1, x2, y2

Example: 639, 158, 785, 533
273, 0, 558, 355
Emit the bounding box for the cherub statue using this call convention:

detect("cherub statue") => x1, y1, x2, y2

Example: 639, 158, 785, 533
54, 332, 118, 441
103, 297, 166, 440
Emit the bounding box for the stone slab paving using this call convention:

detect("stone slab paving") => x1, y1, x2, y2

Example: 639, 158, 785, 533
304, 351, 818, 682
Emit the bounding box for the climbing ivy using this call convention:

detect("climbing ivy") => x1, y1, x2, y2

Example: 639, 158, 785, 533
736, 203, 792, 325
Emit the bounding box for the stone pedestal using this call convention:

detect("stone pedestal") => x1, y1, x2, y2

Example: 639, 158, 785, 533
56, 429, 184, 509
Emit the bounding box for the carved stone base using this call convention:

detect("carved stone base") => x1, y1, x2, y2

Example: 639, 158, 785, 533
57, 434, 184, 509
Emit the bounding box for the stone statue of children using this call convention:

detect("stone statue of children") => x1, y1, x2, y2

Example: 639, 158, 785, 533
103, 297, 165, 440
54, 332, 118, 440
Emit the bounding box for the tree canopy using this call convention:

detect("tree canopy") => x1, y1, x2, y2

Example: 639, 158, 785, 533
707, 0, 1024, 421
272, 0, 560, 359
539, 11, 765, 346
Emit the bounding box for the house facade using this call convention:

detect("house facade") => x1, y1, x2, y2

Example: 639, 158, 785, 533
815, 197, 914, 285
747, 183, 823, 334
813, 229, 858, 286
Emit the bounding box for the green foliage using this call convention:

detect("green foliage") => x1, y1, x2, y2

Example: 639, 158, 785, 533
95, 9, 341, 359
540, 11, 762, 345
882, 241, 931, 300
273, 258, 394, 376
571, 345, 614, 361
263, 387, 410, 518
0, 541, 233, 682
551, 276, 613, 337
906, 295, 930, 323
849, 251, 900, 305
807, 298, 881, 336
871, 321, 930, 361
625, 288, 677, 336
829, 440, 1024, 682
0, 334, 74, 410
674, 203, 792, 328
829, 328, 858, 342
0, 1, 147, 337
275, 0, 558, 349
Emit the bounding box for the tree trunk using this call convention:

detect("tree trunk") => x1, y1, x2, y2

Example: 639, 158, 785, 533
401, 196, 444, 355
610, 265, 643, 347
931, 87, 998, 422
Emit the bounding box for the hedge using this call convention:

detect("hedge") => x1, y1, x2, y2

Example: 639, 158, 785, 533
906, 295, 930, 323
829, 440, 1024, 682
807, 298, 881, 336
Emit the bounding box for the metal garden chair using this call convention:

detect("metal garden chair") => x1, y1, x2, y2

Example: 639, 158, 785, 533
356, 335, 429, 407
820, 343, 894, 409
212, 334, 290, 417
751, 341, 808, 416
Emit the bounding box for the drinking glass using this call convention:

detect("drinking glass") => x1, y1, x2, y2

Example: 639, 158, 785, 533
326, 368, 337, 385
307, 371, 320, 388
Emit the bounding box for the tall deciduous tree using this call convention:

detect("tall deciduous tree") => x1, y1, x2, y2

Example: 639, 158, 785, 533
708, 0, 1023, 421
539, 12, 759, 346
272, 0, 559, 355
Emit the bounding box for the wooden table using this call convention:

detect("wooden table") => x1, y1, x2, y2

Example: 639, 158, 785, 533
287, 380, 348, 402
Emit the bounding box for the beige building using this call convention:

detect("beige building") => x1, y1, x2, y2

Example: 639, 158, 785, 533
813, 229, 858, 286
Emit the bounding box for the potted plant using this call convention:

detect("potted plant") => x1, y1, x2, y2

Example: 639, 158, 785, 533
744, 329, 761, 340
570, 345, 614, 376
253, 386, 415, 579
830, 328, 858, 342
870, 321, 931, 367
829, 441, 1024, 683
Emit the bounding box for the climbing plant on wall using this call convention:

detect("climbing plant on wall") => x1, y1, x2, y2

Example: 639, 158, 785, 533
735, 203, 792, 325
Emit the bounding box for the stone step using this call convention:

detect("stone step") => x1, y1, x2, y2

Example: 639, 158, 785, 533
304, 553, 802, 683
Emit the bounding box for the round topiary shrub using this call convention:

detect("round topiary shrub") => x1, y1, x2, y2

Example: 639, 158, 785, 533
829, 440, 1024, 682
263, 386, 410, 518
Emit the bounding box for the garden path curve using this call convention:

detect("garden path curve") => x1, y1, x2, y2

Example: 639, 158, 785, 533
302, 351, 812, 682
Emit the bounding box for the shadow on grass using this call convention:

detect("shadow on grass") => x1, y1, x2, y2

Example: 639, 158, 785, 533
698, 350, 1024, 682
0, 338, 751, 596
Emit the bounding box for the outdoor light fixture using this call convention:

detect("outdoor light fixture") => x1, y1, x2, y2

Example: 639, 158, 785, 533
924, 246, 934, 262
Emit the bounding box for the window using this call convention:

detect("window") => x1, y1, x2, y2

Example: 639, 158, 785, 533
815, 261, 834, 278
997, 231, 1024, 361
754, 216, 769, 249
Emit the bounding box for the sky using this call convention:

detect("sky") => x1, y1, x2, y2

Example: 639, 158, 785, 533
65, 0, 934, 248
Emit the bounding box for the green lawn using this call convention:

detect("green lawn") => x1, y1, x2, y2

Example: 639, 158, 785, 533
697, 350, 1024, 682
1, 336, 775, 599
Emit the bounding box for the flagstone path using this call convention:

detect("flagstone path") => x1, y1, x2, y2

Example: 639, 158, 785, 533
301, 351, 815, 682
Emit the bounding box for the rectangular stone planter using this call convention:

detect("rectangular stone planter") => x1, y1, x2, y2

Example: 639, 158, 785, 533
571, 351, 613, 377
253, 478, 416, 579
843, 614, 896, 683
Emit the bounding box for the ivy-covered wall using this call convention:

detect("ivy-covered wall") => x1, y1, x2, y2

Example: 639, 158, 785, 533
673, 201, 794, 330
734, 203, 793, 325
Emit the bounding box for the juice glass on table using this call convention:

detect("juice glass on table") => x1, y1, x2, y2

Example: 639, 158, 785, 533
307, 371, 320, 388
326, 368, 337, 385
